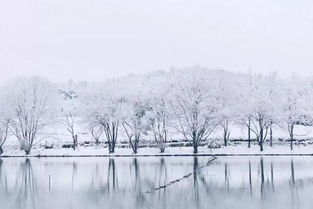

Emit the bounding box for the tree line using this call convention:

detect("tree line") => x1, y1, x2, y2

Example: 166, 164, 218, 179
0, 67, 312, 154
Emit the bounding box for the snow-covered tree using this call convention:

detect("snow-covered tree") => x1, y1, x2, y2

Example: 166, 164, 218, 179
248, 75, 278, 151
5, 76, 56, 154
78, 82, 104, 146
171, 68, 219, 153
215, 71, 240, 146
84, 82, 125, 153
150, 97, 171, 153
122, 99, 151, 154
59, 88, 79, 150
280, 74, 313, 150
145, 71, 173, 153
266, 72, 283, 147
235, 73, 254, 148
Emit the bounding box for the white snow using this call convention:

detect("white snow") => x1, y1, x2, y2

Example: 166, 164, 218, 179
2, 144, 313, 157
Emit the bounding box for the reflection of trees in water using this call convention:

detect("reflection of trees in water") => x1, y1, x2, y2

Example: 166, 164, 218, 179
131, 158, 146, 208
193, 157, 200, 207
260, 158, 265, 198
41, 157, 313, 209
90, 163, 99, 191
0, 157, 310, 209
229, 158, 304, 204
157, 158, 168, 191
88, 158, 119, 194
0, 159, 8, 193
249, 161, 252, 195
107, 158, 118, 192
224, 162, 230, 192
290, 160, 295, 186
156, 158, 168, 208
71, 162, 77, 191
270, 162, 275, 191
15, 159, 37, 209
86, 159, 120, 206
289, 159, 300, 209
257, 158, 274, 199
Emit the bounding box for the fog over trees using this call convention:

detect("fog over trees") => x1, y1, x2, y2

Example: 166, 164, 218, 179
1, 67, 313, 154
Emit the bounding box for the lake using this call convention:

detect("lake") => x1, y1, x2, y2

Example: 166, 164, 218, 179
0, 156, 312, 209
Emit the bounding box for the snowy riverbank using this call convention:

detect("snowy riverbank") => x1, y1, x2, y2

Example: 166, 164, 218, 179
2, 144, 313, 157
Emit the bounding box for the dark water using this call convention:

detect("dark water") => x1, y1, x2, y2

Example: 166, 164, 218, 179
0, 156, 312, 209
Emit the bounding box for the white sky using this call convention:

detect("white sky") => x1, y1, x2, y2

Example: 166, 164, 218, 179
0, 0, 313, 83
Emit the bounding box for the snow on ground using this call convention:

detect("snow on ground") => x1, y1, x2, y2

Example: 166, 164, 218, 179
2, 144, 313, 157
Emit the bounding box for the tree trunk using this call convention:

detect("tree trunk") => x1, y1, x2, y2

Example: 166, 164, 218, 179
109, 142, 115, 153
192, 131, 198, 154
290, 124, 294, 151
25, 149, 30, 155
72, 134, 78, 150
258, 119, 264, 152
223, 121, 230, 147
193, 144, 198, 154
129, 135, 139, 154
223, 128, 230, 147
160, 146, 165, 153
248, 118, 251, 148
107, 124, 118, 154
259, 140, 263, 152
259, 131, 264, 152
132, 140, 138, 154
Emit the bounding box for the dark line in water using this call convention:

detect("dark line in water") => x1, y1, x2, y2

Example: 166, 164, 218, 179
1, 154, 313, 158
145, 156, 217, 194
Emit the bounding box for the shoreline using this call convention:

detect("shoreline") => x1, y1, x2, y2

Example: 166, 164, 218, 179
1, 153, 313, 158
2, 145, 313, 158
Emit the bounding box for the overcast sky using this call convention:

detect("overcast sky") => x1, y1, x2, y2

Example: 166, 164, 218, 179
0, 0, 313, 83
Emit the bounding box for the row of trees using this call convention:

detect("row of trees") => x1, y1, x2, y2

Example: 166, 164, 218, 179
0, 67, 312, 154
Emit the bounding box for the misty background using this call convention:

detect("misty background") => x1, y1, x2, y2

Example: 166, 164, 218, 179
0, 0, 313, 83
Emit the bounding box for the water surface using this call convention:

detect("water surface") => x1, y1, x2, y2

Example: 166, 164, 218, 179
0, 156, 312, 209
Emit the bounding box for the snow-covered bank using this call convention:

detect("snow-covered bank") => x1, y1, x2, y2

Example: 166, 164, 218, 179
2, 144, 313, 157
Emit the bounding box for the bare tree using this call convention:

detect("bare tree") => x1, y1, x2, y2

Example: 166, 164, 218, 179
59, 85, 81, 150
7, 77, 54, 154
282, 75, 311, 150
99, 118, 119, 153
248, 75, 276, 151
82, 81, 126, 153
89, 122, 103, 146
93, 97, 124, 153
249, 112, 271, 151
61, 109, 78, 150
151, 98, 170, 153
221, 120, 230, 146
237, 73, 280, 151
122, 100, 151, 154
215, 71, 238, 147
171, 70, 218, 153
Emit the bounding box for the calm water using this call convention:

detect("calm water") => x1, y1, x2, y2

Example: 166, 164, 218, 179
0, 156, 312, 209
